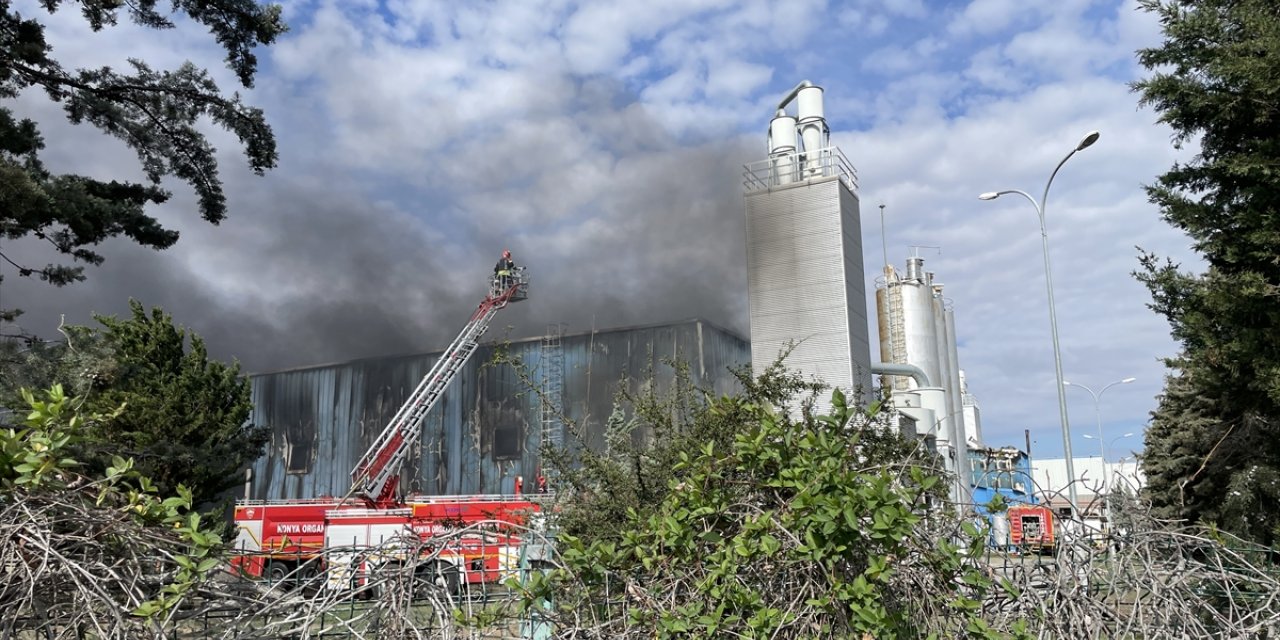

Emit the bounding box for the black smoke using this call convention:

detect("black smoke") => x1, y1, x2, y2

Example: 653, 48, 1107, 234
2, 79, 754, 373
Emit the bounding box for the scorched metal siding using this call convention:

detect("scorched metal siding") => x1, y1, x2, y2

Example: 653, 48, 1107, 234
245, 319, 749, 500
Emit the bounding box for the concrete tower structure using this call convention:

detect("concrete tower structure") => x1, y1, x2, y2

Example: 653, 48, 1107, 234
742, 81, 872, 413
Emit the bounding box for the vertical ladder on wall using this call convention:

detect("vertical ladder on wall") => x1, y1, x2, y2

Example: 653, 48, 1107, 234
540, 323, 565, 483
885, 266, 910, 389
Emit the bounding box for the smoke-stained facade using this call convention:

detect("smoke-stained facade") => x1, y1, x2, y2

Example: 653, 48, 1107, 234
742, 82, 873, 415
245, 319, 749, 500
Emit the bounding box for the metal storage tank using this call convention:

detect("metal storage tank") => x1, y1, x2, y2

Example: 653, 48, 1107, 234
874, 267, 902, 388
931, 288, 957, 447
874, 254, 981, 509
941, 301, 973, 504
244, 319, 749, 500
742, 82, 872, 413
875, 256, 942, 393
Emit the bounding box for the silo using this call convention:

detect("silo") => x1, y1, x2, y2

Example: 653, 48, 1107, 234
930, 287, 956, 455
769, 111, 798, 185
875, 265, 910, 390
944, 305, 973, 504
873, 253, 981, 512
901, 259, 942, 387
875, 277, 893, 375
796, 84, 828, 178
875, 256, 947, 395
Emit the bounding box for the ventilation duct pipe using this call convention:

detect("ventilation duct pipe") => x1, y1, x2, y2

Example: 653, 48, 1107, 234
871, 362, 931, 387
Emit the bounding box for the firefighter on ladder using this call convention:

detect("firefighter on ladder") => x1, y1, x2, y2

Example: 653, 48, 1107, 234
493, 249, 515, 296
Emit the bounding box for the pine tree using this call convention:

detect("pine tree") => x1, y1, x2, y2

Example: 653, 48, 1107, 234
0, 1, 285, 317
1133, 0, 1280, 544
0, 300, 267, 507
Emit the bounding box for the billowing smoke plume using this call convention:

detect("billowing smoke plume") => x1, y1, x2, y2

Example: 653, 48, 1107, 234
2, 76, 754, 373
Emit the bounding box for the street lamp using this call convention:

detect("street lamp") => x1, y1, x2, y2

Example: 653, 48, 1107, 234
979, 130, 1101, 516
1108, 432, 1135, 458
1082, 432, 1135, 458
1083, 431, 1134, 488
1066, 377, 1136, 462
1081, 431, 1132, 529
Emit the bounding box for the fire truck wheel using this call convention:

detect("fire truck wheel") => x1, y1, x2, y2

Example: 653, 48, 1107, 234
265, 561, 290, 586
298, 562, 320, 593
416, 561, 460, 598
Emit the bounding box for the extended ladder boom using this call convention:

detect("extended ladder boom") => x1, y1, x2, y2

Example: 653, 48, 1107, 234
351, 269, 527, 505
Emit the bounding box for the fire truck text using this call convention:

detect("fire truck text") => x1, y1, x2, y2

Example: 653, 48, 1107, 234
275, 523, 325, 534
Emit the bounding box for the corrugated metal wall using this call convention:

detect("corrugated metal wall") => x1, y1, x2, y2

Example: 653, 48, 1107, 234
245, 319, 749, 500
744, 176, 872, 413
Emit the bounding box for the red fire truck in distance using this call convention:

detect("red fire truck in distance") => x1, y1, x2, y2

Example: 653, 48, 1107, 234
1008, 503, 1057, 554
232, 268, 540, 591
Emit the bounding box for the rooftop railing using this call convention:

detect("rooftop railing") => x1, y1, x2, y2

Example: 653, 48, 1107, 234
743, 145, 858, 193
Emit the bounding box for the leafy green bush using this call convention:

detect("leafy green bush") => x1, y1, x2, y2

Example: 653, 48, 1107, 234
514, 363, 1014, 639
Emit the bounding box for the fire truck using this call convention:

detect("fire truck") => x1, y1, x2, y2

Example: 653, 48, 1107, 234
1007, 503, 1057, 554
232, 268, 542, 591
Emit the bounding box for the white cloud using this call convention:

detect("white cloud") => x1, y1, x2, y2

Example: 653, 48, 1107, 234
948, 0, 1038, 38
706, 59, 774, 97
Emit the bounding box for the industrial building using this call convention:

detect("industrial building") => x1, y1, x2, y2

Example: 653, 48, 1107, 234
1032, 456, 1145, 518
243, 319, 749, 500
970, 447, 1036, 511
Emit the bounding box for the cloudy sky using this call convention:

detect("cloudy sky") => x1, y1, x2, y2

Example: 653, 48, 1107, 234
2, 0, 1197, 460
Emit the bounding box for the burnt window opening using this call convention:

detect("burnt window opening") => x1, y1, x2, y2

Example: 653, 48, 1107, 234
282, 421, 315, 475
492, 422, 523, 460
284, 439, 312, 474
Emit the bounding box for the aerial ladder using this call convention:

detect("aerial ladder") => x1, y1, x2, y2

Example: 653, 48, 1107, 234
231, 266, 535, 587
350, 268, 528, 506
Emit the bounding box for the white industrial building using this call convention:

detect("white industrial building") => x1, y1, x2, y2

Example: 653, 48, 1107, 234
741, 82, 990, 511
742, 81, 872, 414
1032, 456, 1145, 516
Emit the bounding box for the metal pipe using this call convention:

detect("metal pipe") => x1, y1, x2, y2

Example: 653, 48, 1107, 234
879, 204, 889, 270
776, 80, 815, 111
871, 362, 930, 387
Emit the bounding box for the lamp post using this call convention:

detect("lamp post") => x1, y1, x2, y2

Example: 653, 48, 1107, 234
1108, 433, 1135, 458
1111, 451, 1137, 494
1082, 430, 1133, 525
1082, 430, 1134, 487
1067, 377, 1133, 523
1099, 431, 1135, 493
979, 130, 1100, 517
1066, 377, 1136, 462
